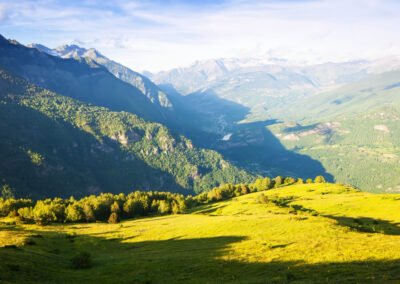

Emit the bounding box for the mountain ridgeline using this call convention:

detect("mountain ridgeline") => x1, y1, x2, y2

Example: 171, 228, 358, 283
27, 43, 173, 110
151, 57, 400, 193
2, 32, 400, 197
0, 36, 173, 125
0, 35, 256, 199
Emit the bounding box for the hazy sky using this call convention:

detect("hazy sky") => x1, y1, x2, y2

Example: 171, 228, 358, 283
0, 0, 399, 72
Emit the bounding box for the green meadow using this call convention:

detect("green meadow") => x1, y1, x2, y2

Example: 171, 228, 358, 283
2, 183, 400, 283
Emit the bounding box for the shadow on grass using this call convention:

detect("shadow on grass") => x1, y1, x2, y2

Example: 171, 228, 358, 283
323, 215, 400, 236
1, 223, 400, 283
262, 196, 400, 236
191, 203, 228, 215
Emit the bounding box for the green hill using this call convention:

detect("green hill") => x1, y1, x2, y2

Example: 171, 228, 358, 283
262, 70, 400, 192
2, 182, 400, 283
0, 69, 254, 198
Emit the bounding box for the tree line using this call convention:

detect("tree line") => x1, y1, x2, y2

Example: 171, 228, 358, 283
0, 175, 326, 224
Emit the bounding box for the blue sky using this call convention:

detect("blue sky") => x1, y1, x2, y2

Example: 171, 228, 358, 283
0, 0, 399, 72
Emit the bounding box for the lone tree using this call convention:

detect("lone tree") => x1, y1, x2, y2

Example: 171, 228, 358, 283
83, 204, 95, 222
108, 212, 120, 224
274, 176, 283, 188
314, 176, 326, 183
111, 201, 120, 213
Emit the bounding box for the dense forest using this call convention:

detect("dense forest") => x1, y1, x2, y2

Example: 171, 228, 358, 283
0, 69, 255, 198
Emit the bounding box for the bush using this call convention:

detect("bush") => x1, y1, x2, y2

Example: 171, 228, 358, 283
71, 251, 92, 269
314, 176, 326, 183
259, 194, 269, 204
274, 176, 283, 187
7, 264, 20, 271
8, 210, 17, 217
108, 212, 120, 224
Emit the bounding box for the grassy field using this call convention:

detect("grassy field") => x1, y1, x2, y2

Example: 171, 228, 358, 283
2, 183, 400, 283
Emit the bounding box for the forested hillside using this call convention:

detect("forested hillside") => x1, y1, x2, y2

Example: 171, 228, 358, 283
0, 35, 171, 124
0, 70, 254, 198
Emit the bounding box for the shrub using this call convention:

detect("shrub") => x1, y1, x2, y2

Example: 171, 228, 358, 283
108, 212, 120, 224
25, 239, 36, 246
83, 204, 96, 222
7, 264, 20, 271
314, 176, 326, 183
8, 210, 17, 217
274, 176, 283, 187
259, 194, 269, 204
71, 251, 92, 269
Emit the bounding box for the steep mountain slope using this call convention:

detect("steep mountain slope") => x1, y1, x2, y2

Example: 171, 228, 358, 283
0, 70, 255, 198
28, 43, 173, 110
0, 35, 168, 124
25, 40, 220, 141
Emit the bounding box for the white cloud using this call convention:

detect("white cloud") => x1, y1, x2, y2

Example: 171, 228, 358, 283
0, 3, 8, 23
1, 0, 400, 72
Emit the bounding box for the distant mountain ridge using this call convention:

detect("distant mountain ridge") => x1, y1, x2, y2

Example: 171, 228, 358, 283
152, 56, 400, 123
27, 42, 173, 110
151, 54, 400, 193
0, 35, 177, 126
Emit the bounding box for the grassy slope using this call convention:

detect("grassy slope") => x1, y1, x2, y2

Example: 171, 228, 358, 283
269, 106, 400, 193
2, 183, 400, 283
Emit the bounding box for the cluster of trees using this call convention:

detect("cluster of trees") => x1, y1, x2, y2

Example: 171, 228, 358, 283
0, 175, 326, 224
4, 191, 191, 224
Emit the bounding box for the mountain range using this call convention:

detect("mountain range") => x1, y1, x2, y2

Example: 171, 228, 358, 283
150, 56, 400, 193
2, 33, 400, 196
0, 35, 255, 198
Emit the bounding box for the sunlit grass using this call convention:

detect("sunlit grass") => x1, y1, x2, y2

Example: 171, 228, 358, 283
2, 183, 400, 283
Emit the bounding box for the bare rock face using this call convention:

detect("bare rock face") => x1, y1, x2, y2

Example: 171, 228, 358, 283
186, 141, 193, 149
219, 159, 228, 169
283, 134, 300, 141
110, 130, 142, 145
190, 168, 200, 180
158, 136, 176, 153
374, 124, 390, 132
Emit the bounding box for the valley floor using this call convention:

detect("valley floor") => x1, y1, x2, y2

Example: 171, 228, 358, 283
2, 184, 400, 283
